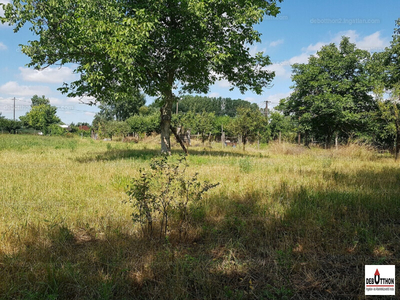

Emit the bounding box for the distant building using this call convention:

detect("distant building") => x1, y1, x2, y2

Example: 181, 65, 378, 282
78, 125, 90, 131
59, 124, 71, 131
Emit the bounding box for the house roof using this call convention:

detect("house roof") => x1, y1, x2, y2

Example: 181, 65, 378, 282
78, 125, 90, 131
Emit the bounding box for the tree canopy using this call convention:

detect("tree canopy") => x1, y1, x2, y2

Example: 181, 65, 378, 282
19, 95, 60, 134
31, 95, 50, 107
229, 107, 266, 150
280, 37, 376, 147
385, 18, 400, 89
171, 95, 259, 117
372, 19, 400, 158
1, 0, 281, 153
0, 114, 22, 134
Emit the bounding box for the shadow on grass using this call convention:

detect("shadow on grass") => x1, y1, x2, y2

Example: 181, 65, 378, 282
74, 147, 261, 163
0, 219, 284, 300
1, 168, 400, 299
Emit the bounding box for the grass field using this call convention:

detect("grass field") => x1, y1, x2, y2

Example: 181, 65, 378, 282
0, 134, 399, 299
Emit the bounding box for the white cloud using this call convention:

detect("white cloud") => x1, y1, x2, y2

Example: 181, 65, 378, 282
271, 30, 389, 80
287, 52, 311, 65
268, 63, 291, 79
0, 81, 51, 97
19, 67, 76, 84
0, 97, 32, 116
340, 30, 389, 52
48, 97, 63, 105
0, 42, 7, 50
244, 97, 256, 102
208, 92, 219, 98
302, 42, 327, 53
67, 97, 81, 104
216, 79, 231, 88
85, 112, 95, 116
264, 91, 292, 105
0, 0, 10, 25
331, 30, 358, 44
0, 0, 9, 14
268, 53, 310, 79
269, 39, 284, 48
315, 30, 389, 53
249, 45, 266, 56
0, 97, 12, 110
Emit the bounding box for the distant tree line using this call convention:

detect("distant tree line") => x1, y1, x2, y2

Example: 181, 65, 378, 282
90, 19, 400, 154
91, 94, 271, 147
169, 95, 259, 117
0, 95, 92, 136
275, 20, 400, 157
0, 95, 61, 135
3, 19, 400, 157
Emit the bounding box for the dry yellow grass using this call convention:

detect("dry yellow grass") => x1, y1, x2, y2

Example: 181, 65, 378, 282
0, 135, 399, 299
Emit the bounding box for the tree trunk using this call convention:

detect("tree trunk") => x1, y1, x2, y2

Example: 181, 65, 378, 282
304, 132, 308, 147
160, 100, 173, 155
335, 132, 338, 150
395, 108, 400, 161
326, 133, 332, 149
221, 125, 225, 147
170, 125, 188, 155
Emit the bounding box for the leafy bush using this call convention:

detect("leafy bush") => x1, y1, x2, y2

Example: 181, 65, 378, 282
126, 156, 219, 240
48, 124, 66, 136
126, 113, 160, 136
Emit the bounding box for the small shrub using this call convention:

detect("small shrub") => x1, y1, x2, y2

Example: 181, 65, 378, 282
126, 156, 219, 240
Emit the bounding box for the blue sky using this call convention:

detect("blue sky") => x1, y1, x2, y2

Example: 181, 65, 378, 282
0, 0, 399, 124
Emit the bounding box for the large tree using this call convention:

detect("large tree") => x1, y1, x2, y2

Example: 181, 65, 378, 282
373, 19, 400, 158
229, 107, 266, 151
19, 95, 60, 133
281, 37, 376, 147
386, 19, 400, 89
2, 0, 280, 153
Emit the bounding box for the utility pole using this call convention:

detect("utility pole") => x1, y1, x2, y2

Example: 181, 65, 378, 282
221, 124, 225, 147
176, 97, 181, 114
263, 100, 271, 123
298, 116, 301, 145
13, 97, 16, 122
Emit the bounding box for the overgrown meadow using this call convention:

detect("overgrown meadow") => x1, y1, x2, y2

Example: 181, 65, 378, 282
0, 135, 399, 299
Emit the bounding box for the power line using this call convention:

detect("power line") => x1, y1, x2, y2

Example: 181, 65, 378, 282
0, 98, 30, 103
0, 97, 98, 114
